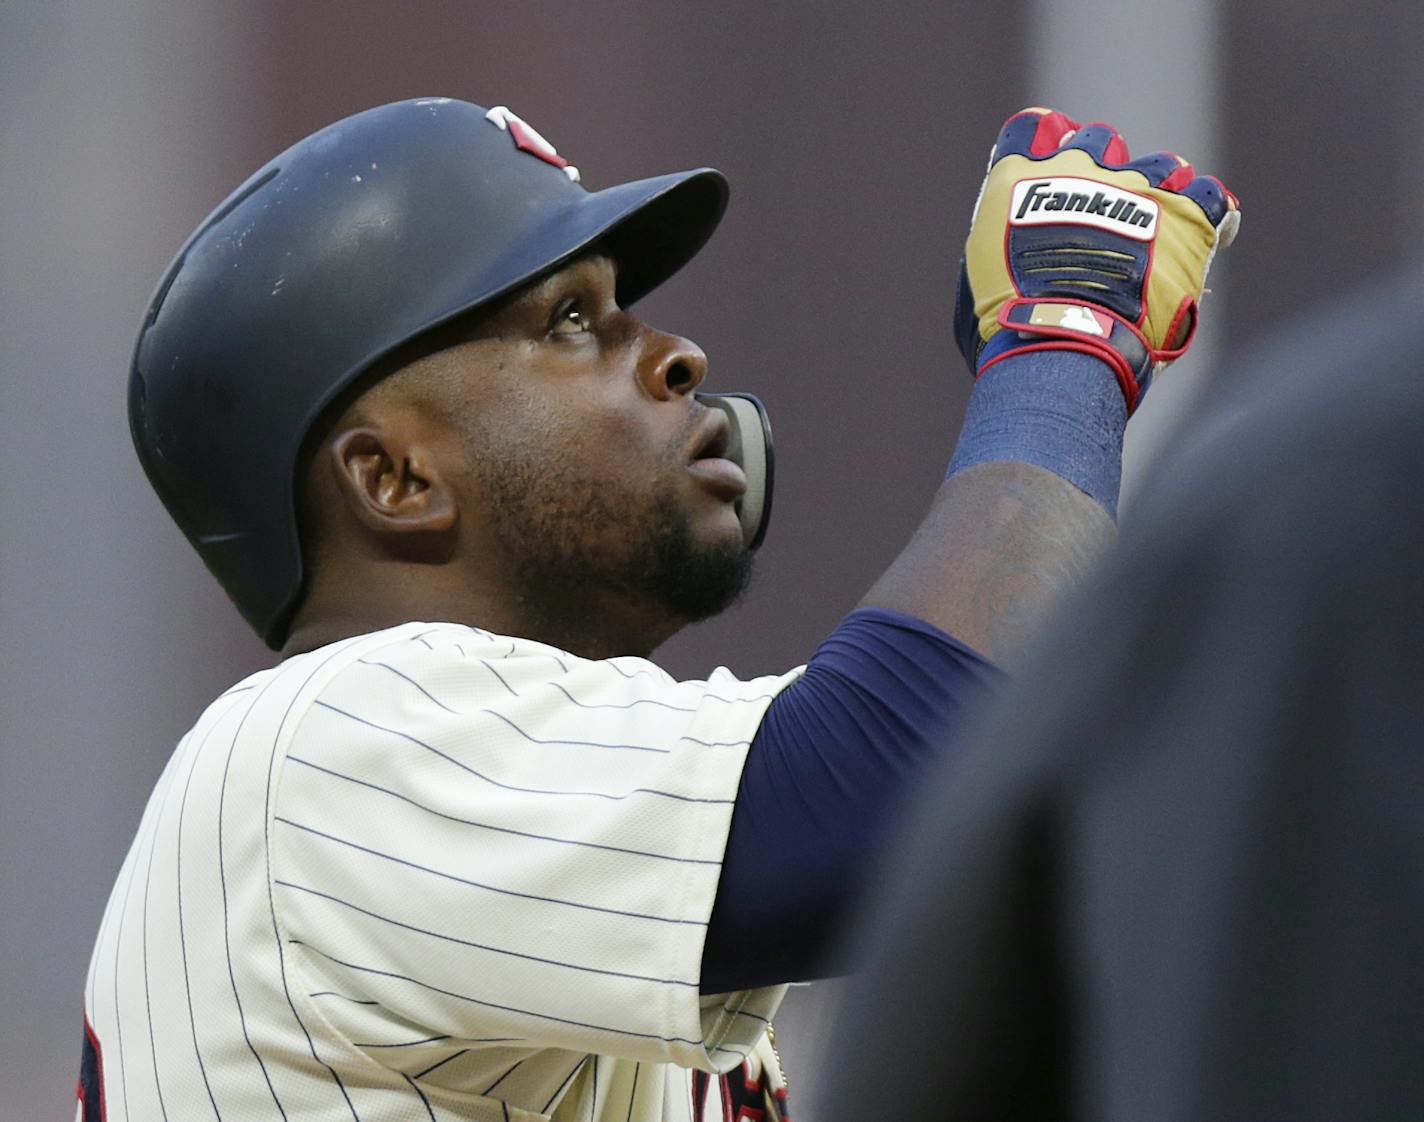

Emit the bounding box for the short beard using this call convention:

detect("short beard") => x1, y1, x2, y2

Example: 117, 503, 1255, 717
644, 490, 755, 622
478, 446, 754, 651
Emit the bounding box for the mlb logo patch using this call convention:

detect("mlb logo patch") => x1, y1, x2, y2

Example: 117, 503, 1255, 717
1028, 302, 1113, 337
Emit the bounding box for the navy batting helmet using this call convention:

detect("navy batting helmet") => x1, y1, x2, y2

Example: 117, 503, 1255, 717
129, 97, 770, 650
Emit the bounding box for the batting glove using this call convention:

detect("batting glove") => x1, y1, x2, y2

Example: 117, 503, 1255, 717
954, 107, 1241, 412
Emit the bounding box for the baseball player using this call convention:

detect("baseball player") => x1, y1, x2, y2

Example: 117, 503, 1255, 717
80, 100, 1236, 1122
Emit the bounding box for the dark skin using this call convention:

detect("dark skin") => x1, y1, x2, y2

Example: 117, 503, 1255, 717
285, 253, 1112, 664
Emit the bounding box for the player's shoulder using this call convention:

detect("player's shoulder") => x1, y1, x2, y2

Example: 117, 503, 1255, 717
312, 620, 802, 709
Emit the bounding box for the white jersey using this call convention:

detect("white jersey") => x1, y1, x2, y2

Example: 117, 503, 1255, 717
81, 622, 801, 1122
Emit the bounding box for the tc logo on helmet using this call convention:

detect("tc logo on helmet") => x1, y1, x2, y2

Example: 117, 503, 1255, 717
484, 106, 581, 183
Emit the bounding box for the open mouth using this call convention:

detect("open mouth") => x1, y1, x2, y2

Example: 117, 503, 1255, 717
687, 411, 746, 499
690, 411, 731, 462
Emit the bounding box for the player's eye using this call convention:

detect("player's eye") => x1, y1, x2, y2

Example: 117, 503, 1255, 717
551, 299, 593, 335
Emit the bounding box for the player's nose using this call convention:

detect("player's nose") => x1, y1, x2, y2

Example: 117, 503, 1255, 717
637, 326, 708, 400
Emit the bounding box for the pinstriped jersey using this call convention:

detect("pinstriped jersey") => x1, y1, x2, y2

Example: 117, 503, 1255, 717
80, 621, 801, 1121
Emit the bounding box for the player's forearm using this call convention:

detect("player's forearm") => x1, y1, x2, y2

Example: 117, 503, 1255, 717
861, 347, 1122, 664
861, 459, 1112, 663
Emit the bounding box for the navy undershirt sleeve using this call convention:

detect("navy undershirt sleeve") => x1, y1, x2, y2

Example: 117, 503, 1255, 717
701, 607, 1004, 993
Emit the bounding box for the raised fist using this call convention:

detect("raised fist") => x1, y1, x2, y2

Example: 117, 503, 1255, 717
954, 107, 1240, 411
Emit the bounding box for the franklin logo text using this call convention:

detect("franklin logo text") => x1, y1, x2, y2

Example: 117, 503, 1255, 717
1009, 176, 1159, 240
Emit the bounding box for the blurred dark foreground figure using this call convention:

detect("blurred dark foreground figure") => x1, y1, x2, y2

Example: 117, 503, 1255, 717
824, 267, 1424, 1122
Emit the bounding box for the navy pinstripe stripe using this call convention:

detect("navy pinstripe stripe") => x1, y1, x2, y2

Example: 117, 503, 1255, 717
479, 659, 518, 696
114, 732, 190, 1120
299, 710, 733, 804
358, 659, 459, 713
481, 708, 672, 753
541, 1056, 588, 1113
140, 767, 172, 1122
625, 1062, 641, 1121
274, 819, 706, 925
552, 682, 781, 712
284, 762, 720, 865
351, 1035, 451, 1048
217, 671, 292, 1120
413, 1049, 471, 1080
397, 1037, 518, 1047
718, 993, 771, 1028
676, 734, 752, 748
308, 992, 378, 1005
261, 638, 377, 1122
109, 834, 142, 1122
177, 696, 249, 1121
276, 879, 700, 986
290, 940, 712, 1046
551, 681, 697, 714
607, 660, 665, 682
402, 1074, 437, 1122
482, 1057, 524, 1095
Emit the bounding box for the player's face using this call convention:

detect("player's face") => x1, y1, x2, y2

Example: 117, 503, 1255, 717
428, 254, 753, 636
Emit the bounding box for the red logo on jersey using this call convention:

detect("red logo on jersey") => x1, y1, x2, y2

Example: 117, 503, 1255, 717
484, 106, 581, 183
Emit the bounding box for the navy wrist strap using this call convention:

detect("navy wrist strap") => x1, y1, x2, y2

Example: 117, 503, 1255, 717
946, 348, 1127, 518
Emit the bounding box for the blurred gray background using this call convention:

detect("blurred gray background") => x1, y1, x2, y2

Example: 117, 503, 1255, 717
3, 1, 1421, 1117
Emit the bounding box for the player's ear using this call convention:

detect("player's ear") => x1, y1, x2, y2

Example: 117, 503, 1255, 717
328, 419, 458, 547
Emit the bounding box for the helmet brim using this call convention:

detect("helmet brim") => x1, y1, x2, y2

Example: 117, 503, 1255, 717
447, 166, 729, 328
